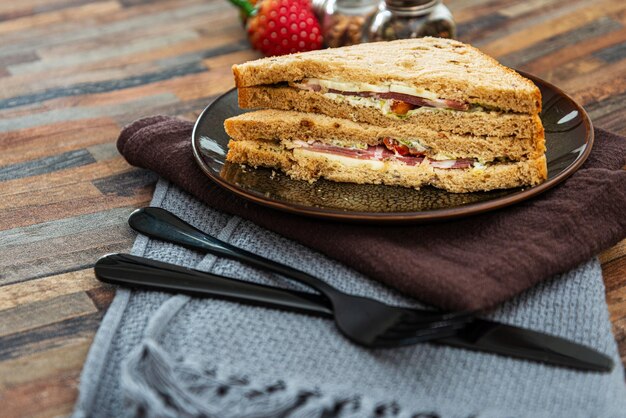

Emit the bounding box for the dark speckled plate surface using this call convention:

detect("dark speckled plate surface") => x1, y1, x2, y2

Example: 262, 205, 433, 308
192, 72, 593, 223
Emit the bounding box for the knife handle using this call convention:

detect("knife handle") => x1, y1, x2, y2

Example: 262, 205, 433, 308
94, 253, 333, 318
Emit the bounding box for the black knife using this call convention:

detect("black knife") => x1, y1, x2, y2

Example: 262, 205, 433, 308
94, 253, 614, 373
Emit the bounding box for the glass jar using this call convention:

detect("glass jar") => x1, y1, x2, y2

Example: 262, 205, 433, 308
311, 0, 379, 48
364, 0, 455, 42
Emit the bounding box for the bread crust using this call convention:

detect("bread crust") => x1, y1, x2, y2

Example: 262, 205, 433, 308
238, 86, 544, 139
232, 37, 541, 114
226, 139, 548, 193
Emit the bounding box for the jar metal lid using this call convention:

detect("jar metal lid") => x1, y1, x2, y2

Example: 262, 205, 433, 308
385, 0, 440, 14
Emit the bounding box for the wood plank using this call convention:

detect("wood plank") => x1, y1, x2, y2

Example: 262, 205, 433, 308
9, 30, 199, 76
457, 12, 510, 43
0, 197, 132, 248
91, 168, 158, 195
499, 0, 559, 18
543, 56, 604, 84
0, 192, 148, 234
593, 40, 626, 63
0, 181, 102, 211
0, 117, 120, 166
600, 239, 626, 265
607, 286, 626, 323
0, 149, 96, 181
586, 90, 626, 136
561, 60, 626, 105
0, 339, 91, 388
2, 371, 81, 418
3, 57, 236, 114
86, 286, 116, 311
0, 207, 141, 284
113, 97, 211, 126
0, 338, 93, 416
0, 268, 101, 311
0, 92, 180, 132
0, 51, 39, 67
0, 0, 223, 55
0, 28, 242, 102
592, 109, 626, 137
0, 0, 84, 15
35, 8, 239, 60
0, 30, 234, 104
0, 157, 130, 197
87, 141, 120, 161
480, 0, 626, 57
449, 0, 518, 23
0, 312, 104, 362
521, 26, 626, 75
607, 284, 626, 365
498, 17, 623, 68
603, 257, 626, 293
459, 0, 596, 48
0, 64, 200, 110
0, 292, 97, 338
0, 1, 121, 36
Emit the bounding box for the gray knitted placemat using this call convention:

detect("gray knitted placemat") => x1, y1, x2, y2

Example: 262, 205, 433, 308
73, 179, 626, 418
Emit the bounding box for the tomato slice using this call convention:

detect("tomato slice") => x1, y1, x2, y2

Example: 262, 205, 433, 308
382, 137, 411, 156
390, 100, 415, 115
394, 144, 410, 156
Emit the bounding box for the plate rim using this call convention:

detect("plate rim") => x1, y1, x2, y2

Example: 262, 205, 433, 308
192, 71, 594, 223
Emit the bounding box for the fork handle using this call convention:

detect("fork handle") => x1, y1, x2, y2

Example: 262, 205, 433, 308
128, 207, 339, 297
95, 253, 333, 317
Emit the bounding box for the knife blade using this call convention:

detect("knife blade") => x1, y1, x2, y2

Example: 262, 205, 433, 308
95, 253, 613, 372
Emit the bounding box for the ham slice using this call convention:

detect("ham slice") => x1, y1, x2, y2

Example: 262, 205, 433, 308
306, 142, 394, 160
396, 155, 425, 166
299, 142, 474, 169
429, 158, 474, 169
380, 92, 469, 111
312, 86, 469, 111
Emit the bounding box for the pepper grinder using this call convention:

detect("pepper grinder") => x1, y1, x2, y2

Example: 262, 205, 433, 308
365, 0, 456, 42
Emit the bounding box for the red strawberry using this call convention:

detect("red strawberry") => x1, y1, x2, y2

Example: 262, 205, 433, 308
230, 0, 323, 56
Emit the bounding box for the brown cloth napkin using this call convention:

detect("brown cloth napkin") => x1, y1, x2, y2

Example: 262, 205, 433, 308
118, 115, 626, 311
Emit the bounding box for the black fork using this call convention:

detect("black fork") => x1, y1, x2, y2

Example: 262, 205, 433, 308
127, 207, 473, 347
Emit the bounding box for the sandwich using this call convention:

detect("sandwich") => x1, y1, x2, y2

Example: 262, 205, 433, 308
225, 37, 547, 193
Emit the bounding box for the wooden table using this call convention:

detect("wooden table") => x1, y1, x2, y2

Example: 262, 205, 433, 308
0, 0, 624, 415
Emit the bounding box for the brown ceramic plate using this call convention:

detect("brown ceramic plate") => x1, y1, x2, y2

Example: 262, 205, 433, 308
192, 72, 593, 223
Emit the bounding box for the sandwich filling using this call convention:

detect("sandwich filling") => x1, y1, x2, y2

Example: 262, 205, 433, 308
292, 138, 483, 170
291, 78, 486, 116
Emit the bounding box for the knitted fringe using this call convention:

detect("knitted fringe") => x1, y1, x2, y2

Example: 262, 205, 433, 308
121, 339, 537, 418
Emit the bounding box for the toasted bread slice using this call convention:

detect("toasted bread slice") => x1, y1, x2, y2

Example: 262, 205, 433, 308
238, 86, 544, 139
225, 109, 545, 162
233, 37, 541, 114
226, 139, 548, 193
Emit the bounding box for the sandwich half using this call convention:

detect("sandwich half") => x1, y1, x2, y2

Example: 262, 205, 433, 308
225, 110, 547, 193
226, 37, 547, 193
232, 37, 543, 139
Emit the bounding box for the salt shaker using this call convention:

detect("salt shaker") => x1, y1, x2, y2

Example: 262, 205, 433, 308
311, 0, 379, 48
365, 0, 456, 42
